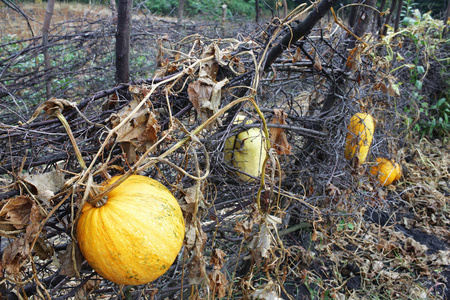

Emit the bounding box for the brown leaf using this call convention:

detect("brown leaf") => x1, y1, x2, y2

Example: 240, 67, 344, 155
185, 222, 197, 250
187, 81, 201, 113
110, 96, 161, 163
22, 169, 66, 205
403, 238, 428, 257
269, 109, 291, 155
248, 215, 281, 265
292, 47, 303, 63
0, 196, 33, 229
58, 242, 83, 278
187, 77, 228, 127
210, 249, 226, 270
346, 47, 361, 71
33, 237, 54, 260
208, 269, 228, 298
230, 56, 246, 74
26, 98, 76, 124
2, 237, 29, 276
234, 219, 254, 239
187, 43, 229, 128
313, 55, 322, 71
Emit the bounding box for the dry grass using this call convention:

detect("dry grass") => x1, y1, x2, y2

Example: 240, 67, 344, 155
0, 2, 111, 39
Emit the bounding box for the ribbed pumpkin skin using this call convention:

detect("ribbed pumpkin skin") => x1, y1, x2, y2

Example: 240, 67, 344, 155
224, 116, 267, 181
77, 175, 185, 285
344, 113, 375, 164
370, 158, 402, 186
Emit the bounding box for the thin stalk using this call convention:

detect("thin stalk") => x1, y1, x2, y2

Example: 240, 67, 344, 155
53, 110, 87, 170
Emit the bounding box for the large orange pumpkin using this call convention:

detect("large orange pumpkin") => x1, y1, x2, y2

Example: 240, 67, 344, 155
77, 175, 185, 285
370, 158, 402, 186
344, 113, 375, 164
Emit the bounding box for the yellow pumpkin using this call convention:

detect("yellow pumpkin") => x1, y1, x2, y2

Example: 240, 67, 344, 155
370, 158, 402, 186
344, 113, 375, 164
223, 115, 250, 166
224, 115, 267, 181
77, 175, 185, 285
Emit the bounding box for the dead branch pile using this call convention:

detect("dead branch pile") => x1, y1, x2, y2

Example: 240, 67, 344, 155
0, 2, 449, 299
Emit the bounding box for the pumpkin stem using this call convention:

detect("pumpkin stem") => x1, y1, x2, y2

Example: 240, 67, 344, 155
93, 197, 108, 207
87, 185, 108, 207
87, 173, 132, 207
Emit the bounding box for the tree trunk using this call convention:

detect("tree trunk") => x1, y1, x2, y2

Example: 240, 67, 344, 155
347, 0, 377, 50
394, 0, 404, 32
115, 0, 133, 85
381, 0, 397, 36
348, 0, 360, 29
375, 0, 386, 32
444, 0, 450, 35
42, 0, 55, 100
177, 0, 185, 25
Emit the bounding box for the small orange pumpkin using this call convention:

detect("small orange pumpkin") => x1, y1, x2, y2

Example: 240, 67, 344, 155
344, 113, 375, 164
370, 158, 402, 186
77, 175, 185, 285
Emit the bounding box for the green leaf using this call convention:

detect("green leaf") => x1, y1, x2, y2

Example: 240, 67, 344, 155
415, 80, 423, 90
416, 65, 425, 74
436, 98, 446, 108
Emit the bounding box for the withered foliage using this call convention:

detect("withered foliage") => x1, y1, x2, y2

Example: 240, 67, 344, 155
0, 1, 449, 300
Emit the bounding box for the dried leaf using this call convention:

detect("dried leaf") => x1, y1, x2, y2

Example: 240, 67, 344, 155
269, 109, 291, 155
403, 238, 428, 257
429, 250, 450, 265
187, 77, 229, 126
110, 96, 161, 163
210, 249, 226, 270
292, 47, 302, 63
185, 222, 197, 250
187, 43, 229, 129
346, 47, 360, 71
0, 195, 33, 229
234, 219, 253, 239
179, 186, 207, 216
248, 215, 281, 264
58, 242, 83, 278
252, 290, 283, 300
33, 237, 54, 260
23, 169, 66, 204
26, 98, 77, 124
252, 281, 282, 300
208, 269, 228, 298
187, 226, 208, 284
188, 80, 211, 114
1, 237, 29, 275
313, 54, 322, 71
